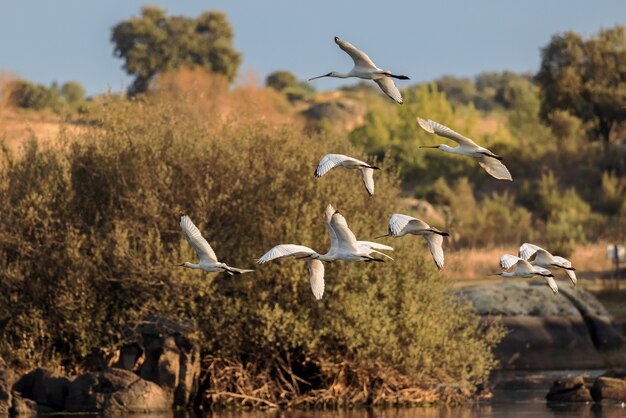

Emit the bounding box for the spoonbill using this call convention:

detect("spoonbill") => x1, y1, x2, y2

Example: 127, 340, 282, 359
500, 243, 577, 286
378, 214, 448, 270
492, 258, 558, 294
178, 214, 253, 275
309, 36, 410, 104
256, 204, 393, 299
315, 154, 380, 196
417, 117, 513, 181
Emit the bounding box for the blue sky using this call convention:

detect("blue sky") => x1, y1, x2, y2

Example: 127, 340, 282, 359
0, 0, 624, 96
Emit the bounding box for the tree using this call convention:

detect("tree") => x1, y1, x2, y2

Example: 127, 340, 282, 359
111, 6, 241, 95
265, 70, 298, 92
60, 81, 86, 105
535, 25, 626, 151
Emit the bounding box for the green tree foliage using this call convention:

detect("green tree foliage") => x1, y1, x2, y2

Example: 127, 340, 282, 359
60, 81, 85, 106
536, 25, 626, 149
8, 80, 60, 111
265, 70, 298, 92
435, 75, 477, 106
111, 6, 241, 95
0, 93, 502, 403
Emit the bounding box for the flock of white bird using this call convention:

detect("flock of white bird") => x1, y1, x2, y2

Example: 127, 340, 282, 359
177, 36, 576, 300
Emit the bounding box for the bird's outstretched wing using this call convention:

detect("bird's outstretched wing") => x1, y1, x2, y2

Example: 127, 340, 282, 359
514, 259, 536, 275
324, 204, 338, 251
358, 241, 393, 251
334, 36, 377, 69
374, 78, 403, 104
388, 213, 429, 237
417, 118, 479, 148
500, 254, 522, 270
306, 259, 325, 300
544, 276, 559, 295
519, 243, 544, 261
179, 215, 218, 263
477, 156, 513, 181
257, 244, 318, 264
315, 154, 356, 177
330, 212, 360, 253
553, 255, 577, 286
360, 167, 375, 196
425, 234, 445, 270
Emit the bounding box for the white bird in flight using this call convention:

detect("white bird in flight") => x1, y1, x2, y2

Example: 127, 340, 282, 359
309, 36, 410, 104
178, 214, 254, 275
257, 204, 392, 299
315, 154, 380, 196
501, 243, 577, 286
378, 214, 448, 270
417, 117, 513, 181
492, 258, 559, 294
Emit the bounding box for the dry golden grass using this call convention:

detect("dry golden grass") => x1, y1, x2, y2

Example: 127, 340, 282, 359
444, 242, 618, 287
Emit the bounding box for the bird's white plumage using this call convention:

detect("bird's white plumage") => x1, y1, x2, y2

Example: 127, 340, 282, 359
386, 213, 446, 269
417, 117, 512, 181
360, 167, 375, 195
330, 212, 360, 253
515, 259, 538, 275
500, 254, 522, 270
324, 204, 338, 252
417, 118, 479, 148
358, 241, 393, 252
425, 234, 445, 270
374, 77, 402, 104
307, 259, 325, 300
257, 244, 318, 264
388, 213, 429, 237
477, 156, 513, 181
544, 275, 559, 295
309, 37, 408, 104
179, 215, 218, 263
334, 37, 378, 69
315, 154, 378, 195
519, 243, 577, 286
519, 243, 543, 261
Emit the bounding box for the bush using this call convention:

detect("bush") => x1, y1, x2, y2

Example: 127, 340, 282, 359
0, 86, 502, 405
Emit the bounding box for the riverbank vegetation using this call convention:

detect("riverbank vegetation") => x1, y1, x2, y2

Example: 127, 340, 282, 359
0, 73, 504, 406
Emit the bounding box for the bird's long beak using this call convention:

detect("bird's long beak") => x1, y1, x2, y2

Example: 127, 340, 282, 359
177, 263, 185, 267
308, 73, 330, 81
419, 145, 439, 149
488, 273, 502, 277
374, 233, 390, 239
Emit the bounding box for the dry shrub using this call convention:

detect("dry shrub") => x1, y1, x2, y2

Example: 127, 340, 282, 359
0, 83, 503, 406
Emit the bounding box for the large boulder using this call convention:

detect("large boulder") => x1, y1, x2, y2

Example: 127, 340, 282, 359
546, 376, 593, 402
131, 320, 201, 407
64, 368, 170, 413
12, 368, 69, 410
0, 369, 17, 415
458, 281, 626, 369
591, 376, 626, 402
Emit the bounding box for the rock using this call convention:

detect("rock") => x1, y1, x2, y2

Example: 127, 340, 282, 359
591, 376, 626, 402
111, 343, 144, 372
546, 376, 593, 402
0, 369, 17, 415
12, 368, 69, 410
458, 282, 626, 369
64, 368, 170, 413
137, 320, 201, 407
10, 394, 54, 416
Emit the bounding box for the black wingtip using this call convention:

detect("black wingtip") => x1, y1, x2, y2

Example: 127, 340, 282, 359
179, 212, 186, 220
440, 232, 450, 237
370, 165, 381, 170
